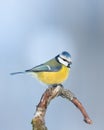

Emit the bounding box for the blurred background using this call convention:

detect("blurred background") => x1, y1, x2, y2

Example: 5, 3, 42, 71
0, 0, 104, 130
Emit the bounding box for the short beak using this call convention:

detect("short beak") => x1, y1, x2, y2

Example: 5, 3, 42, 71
68, 61, 72, 68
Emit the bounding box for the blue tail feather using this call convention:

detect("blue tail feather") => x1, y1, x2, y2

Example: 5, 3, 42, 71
10, 71, 25, 75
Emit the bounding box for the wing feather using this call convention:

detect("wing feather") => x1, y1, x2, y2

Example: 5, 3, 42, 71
26, 63, 62, 72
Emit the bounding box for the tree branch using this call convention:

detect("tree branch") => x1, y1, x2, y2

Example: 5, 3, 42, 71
31, 84, 92, 130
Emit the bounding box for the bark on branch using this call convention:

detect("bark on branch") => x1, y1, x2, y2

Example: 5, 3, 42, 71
31, 84, 92, 130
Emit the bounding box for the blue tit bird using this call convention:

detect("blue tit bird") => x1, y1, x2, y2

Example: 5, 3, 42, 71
11, 51, 72, 85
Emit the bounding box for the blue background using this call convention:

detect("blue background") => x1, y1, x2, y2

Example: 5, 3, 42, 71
0, 0, 104, 130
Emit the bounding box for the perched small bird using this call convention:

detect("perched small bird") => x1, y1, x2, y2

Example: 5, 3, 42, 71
11, 51, 72, 85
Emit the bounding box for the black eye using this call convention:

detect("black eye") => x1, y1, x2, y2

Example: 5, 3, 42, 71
63, 58, 67, 62
68, 64, 71, 68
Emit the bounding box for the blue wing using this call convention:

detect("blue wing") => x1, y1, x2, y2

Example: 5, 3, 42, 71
26, 63, 62, 72
10, 59, 62, 75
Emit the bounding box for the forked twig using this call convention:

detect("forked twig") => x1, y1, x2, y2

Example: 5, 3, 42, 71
31, 84, 92, 130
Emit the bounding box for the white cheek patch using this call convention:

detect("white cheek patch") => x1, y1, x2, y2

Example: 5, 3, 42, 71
58, 57, 68, 66
60, 54, 72, 63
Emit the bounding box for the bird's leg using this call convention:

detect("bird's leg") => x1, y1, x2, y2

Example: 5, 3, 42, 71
49, 84, 63, 88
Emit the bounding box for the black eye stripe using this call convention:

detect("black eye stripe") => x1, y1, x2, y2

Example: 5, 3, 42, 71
60, 57, 69, 63
55, 55, 69, 64
63, 58, 67, 62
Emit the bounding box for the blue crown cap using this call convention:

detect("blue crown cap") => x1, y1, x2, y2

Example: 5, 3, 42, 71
61, 51, 71, 58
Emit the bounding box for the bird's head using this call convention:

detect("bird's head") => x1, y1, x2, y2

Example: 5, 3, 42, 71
56, 51, 72, 68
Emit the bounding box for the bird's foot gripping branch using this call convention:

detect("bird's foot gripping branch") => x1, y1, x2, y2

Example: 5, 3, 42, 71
31, 84, 92, 130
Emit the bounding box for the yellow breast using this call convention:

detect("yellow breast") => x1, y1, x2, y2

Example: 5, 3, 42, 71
35, 65, 70, 85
